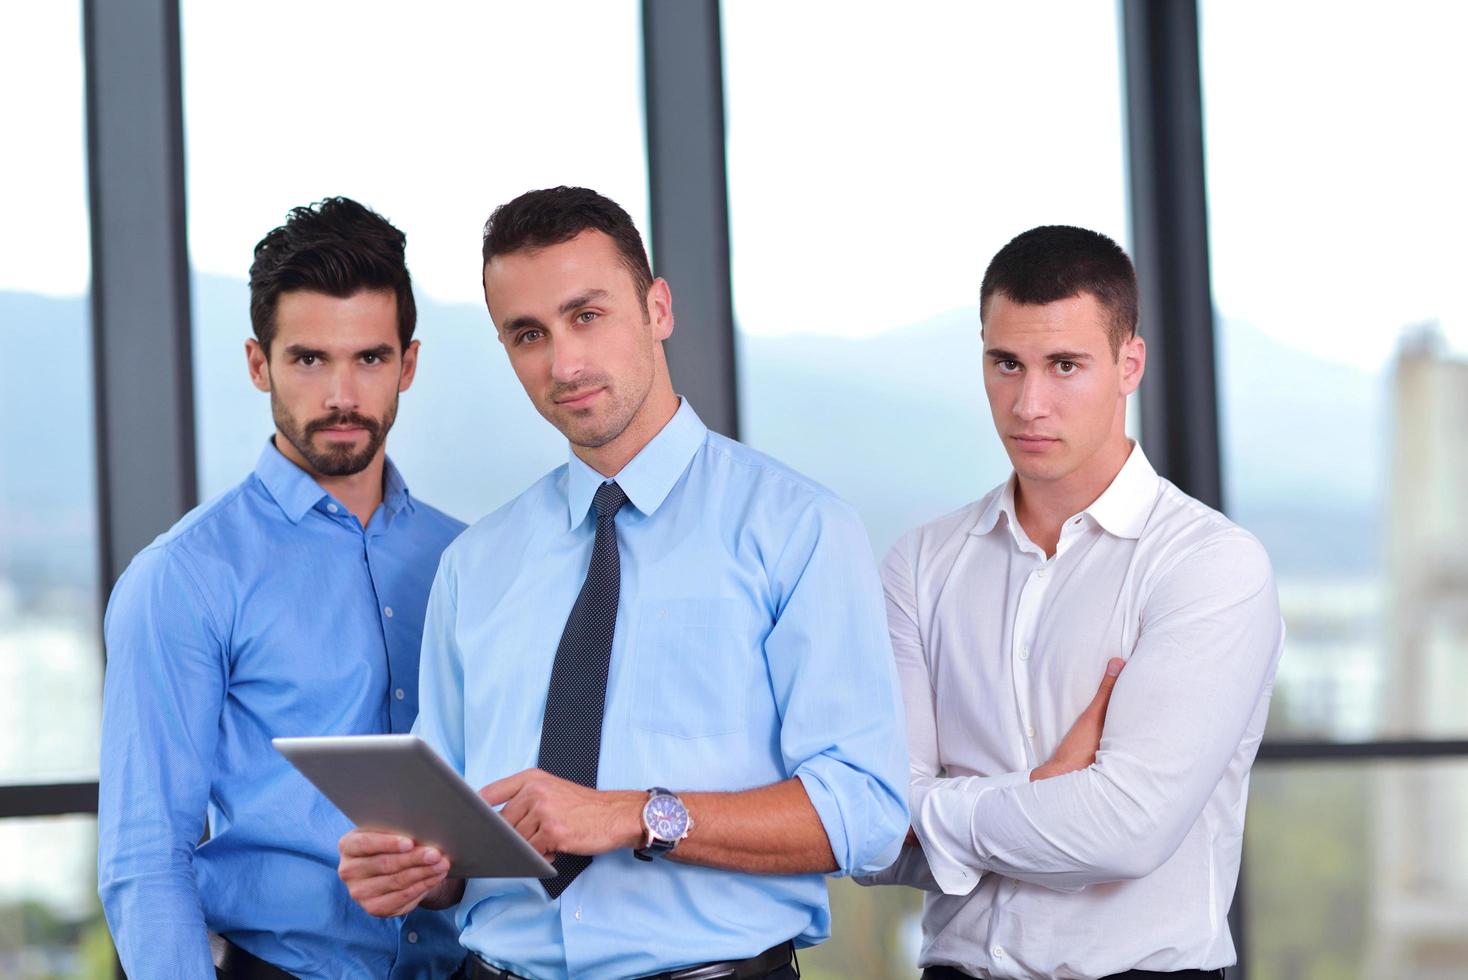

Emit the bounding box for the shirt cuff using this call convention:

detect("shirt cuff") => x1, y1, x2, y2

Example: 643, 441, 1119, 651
911, 769, 1031, 895
853, 842, 942, 892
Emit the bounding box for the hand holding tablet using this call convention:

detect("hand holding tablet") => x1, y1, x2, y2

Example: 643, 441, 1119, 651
273, 734, 557, 881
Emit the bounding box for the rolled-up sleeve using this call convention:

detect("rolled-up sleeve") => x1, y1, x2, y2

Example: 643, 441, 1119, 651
764, 497, 910, 877
98, 545, 226, 979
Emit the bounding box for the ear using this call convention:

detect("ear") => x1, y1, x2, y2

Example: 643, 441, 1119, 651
647, 278, 674, 342
398, 339, 420, 393
246, 339, 271, 393
1119, 335, 1146, 396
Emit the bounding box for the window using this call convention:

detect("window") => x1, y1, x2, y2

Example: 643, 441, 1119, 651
182, 0, 650, 522
723, 4, 1129, 973
0, 1, 110, 972
723, 0, 1131, 555
1202, 2, 1468, 974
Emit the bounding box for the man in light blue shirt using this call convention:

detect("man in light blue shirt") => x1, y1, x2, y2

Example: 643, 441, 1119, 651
338, 186, 909, 980
99, 198, 466, 979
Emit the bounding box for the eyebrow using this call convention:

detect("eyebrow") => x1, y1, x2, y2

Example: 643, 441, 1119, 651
985, 348, 1094, 362
500, 289, 611, 336
357, 344, 395, 360
282, 344, 326, 359
559, 289, 609, 315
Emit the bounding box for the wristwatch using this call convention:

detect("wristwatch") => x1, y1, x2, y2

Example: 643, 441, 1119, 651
634, 787, 692, 861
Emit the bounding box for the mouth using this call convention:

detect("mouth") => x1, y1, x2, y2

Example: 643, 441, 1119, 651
312, 424, 370, 442
554, 387, 604, 410
1010, 434, 1060, 451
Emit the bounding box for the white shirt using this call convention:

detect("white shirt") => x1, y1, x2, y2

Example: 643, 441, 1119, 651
865, 444, 1284, 979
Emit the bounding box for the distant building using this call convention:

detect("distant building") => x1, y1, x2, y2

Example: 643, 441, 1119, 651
1368, 325, 1468, 978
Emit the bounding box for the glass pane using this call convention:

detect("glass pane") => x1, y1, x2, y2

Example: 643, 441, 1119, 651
1246, 760, 1468, 979
1200, 1, 1468, 740
0, 816, 111, 978
724, 6, 1127, 977
724, 0, 1130, 554
0, 2, 101, 785
182, 0, 649, 522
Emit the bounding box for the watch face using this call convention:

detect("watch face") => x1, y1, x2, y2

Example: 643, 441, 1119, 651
645, 794, 689, 841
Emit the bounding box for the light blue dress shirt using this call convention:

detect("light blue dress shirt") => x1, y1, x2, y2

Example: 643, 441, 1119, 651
99, 440, 467, 980
414, 400, 909, 980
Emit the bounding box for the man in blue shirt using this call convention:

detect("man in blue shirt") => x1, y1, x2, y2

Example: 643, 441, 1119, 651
338, 186, 910, 979
98, 198, 466, 979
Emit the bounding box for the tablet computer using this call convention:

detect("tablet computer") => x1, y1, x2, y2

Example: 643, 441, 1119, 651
273, 734, 556, 879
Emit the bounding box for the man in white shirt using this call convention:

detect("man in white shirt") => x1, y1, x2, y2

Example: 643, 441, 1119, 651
865, 226, 1284, 980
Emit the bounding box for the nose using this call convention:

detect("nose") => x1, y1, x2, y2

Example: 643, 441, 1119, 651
324, 362, 360, 413
1013, 373, 1049, 422
549, 331, 590, 385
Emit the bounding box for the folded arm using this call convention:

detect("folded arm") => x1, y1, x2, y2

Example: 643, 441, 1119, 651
894, 531, 1284, 895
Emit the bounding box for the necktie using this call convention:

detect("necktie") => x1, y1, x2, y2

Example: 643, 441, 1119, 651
536, 480, 628, 898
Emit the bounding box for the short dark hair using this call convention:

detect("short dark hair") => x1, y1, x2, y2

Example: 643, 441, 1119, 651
979, 225, 1138, 356
481, 186, 653, 305
248, 197, 416, 355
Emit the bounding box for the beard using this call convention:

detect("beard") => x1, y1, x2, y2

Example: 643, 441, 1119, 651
272, 395, 396, 478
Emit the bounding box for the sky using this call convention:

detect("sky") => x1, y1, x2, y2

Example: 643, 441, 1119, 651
2, 0, 1466, 369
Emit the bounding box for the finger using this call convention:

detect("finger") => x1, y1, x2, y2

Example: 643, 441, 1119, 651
511, 811, 542, 845
340, 830, 414, 858
351, 858, 451, 902
1085, 657, 1126, 712
527, 825, 561, 858
500, 790, 534, 830
346, 844, 446, 882
480, 768, 536, 807
362, 869, 447, 917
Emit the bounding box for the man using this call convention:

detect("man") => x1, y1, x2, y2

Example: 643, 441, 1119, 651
336, 186, 910, 980
869, 226, 1284, 979
98, 198, 466, 979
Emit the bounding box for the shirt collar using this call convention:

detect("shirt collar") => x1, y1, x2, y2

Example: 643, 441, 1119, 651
254, 437, 414, 524
970, 474, 1018, 537
969, 442, 1159, 542
1082, 442, 1159, 539
565, 398, 707, 530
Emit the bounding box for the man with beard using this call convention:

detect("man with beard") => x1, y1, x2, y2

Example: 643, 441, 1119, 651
98, 198, 466, 979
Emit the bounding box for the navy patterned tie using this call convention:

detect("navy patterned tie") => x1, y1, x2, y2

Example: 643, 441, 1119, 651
537, 481, 628, 898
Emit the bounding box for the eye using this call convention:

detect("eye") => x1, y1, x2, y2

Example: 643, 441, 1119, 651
1055, 360, 1079, 376
297, 354, 318, 367
995, 359, 1021, 374
576, 310, 599, 324
361, 353, 381, 365
515, 328, 544, 346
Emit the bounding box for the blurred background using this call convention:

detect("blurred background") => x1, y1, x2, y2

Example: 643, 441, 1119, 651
2, 1, 1466, 977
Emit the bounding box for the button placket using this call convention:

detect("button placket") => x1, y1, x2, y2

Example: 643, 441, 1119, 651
1011, 559, 1053, 764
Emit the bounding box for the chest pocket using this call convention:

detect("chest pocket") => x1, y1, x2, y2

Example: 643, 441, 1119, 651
629, 597, 759, 738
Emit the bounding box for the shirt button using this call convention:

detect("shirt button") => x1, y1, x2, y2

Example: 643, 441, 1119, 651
1018, 646, 1031, 661
993, 946, 1005, 959
406, 931, 418, 943
326, 503, 339, 513
384, 606, 394, 618
574, 906, 583, 921
1036, 567, 1048, 578
1026, 725, 1036, 738
394, 688, 406, 701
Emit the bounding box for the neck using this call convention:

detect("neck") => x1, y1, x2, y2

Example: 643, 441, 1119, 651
1014, 436, 1133, 557
573, 383, 680, 478
273, 433, 387, 527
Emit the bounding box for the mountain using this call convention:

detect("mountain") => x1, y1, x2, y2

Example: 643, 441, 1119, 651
1, 278, 1387, 595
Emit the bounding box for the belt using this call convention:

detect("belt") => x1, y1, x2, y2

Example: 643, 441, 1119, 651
210, 933, 298, 980
923, 969, 1223, 980
463, 940, 795, 980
